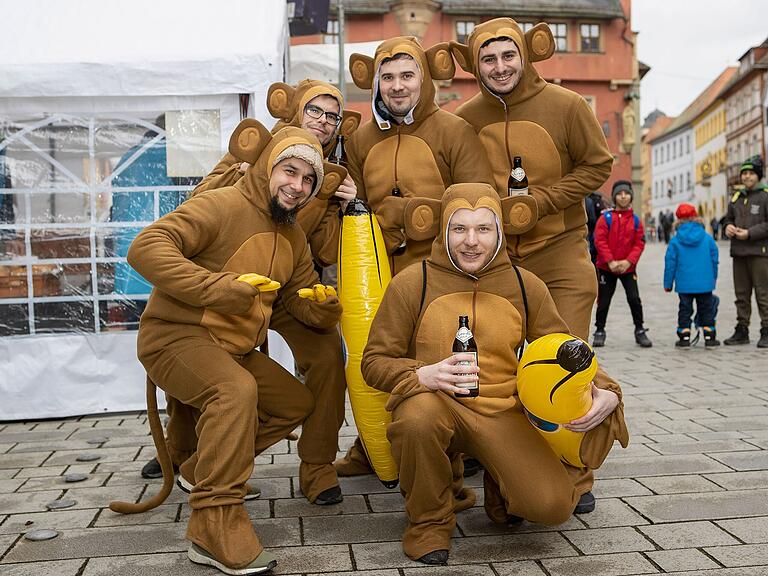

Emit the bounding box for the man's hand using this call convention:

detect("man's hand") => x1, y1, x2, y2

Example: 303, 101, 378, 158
237, 273, 281, 292
238, 162, 251, 173
725, 224, 737, 238
335, 175, 357, 212
563, 384, 619, 433
416, 353, 479, 395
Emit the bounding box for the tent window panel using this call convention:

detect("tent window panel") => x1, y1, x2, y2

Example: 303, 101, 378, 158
0, 303, 29, 336
27, 190, 91, 224
99, 298, 147, 332
33, 263, 91, 298
34, 300, 95, 334
30, 228, 90, 259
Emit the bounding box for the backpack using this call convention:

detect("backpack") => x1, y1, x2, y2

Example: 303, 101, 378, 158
604, 210, 640, 231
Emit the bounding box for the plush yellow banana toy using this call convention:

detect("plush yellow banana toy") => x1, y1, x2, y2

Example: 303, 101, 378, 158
337, 199, 398, 488
236, 273, 281, 292
517, 333, 597, 468
297, 284, 337, 302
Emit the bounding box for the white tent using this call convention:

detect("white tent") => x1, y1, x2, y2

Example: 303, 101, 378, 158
289, 41, 381, 85
0, 0, 293, 420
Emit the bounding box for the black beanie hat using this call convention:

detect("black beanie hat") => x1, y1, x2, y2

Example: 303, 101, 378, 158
740, 155, 763, 180
611, 180, 633, 202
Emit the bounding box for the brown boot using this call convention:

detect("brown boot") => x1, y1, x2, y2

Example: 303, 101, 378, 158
333, 437, 373, 476
187, 505, 265, 571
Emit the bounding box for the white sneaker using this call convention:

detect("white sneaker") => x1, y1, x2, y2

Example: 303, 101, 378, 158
188, 543, 277, 575
176, 476, 261, 500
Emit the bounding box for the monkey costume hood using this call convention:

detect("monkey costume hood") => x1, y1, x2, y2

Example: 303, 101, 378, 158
129, 122, 347, 357
346, 37, 494, 274
451, 18, 613, 258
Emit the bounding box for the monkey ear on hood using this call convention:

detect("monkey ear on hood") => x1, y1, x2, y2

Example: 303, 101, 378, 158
317, 162, 348, 201
449, 41, 473, 74
349, 53, 375, 89
228, 119, 273, 165
426, 42, 456, 80
339, 110, 362, 138
267, 82, 297, 119
526, 23, 555, 62
404, 198, 441, 241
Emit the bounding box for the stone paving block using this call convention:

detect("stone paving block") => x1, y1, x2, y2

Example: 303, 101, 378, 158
638, 520, 739, 549
694, 417, 768, 432
0, 524, 187, 564
304, 511, 407, 545
0, 431, 71, 444
708, 451, 768, 471
450, 533, 577, 564
705, 471, 768, 490
19, 473, 110, 492
493, 560, 548, 575
0, 478, 25, 492
103, 471, 163, 487
62, 485, 144, 510
576, 498, 649, 528
540, 551, 658, 576
591, 478, 653, 498
250, 517, 302, 547
562, 526, 655, 554
338, 474, 400, 496
249, 462, 300, 479
9, 441, 94, 453
275, 494, 368, 517
0, 451, 53, 470
1, 533, 19, 556
246, 476, 292, 500
44, 447, 142, 467
747, 438, 768, 449
637, 474, 725, 494
273, 453, 302, 465
308, 571, 398, 576
645, 548, 721, 572
713, 405, 768, 418
368, 492, 405, 513
266, 544, 353, 573
704, 543, 768, 567
95, 504, 179, 527
660, 569, 768, 576
404, 564, 496, 575
597, 454, 730, 479
650, 419, 716, 434
0, 559, 85, 575
81, 552, 212, 575
717, 516, 768, 543
607, 443, 660, 458
14, 466, 67, 478
457, 508, 583, 537
0, 490, 63, 514
100, 436, 154, 449
688, 431, 752, 441
649, 439, 760, 455
0, 509, 98, 535
0, 443, 14, 453
626, 489, 768, 522
0, 468, 17, 479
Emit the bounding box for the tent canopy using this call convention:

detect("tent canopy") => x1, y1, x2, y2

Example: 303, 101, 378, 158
289, 41, 381, 85
0, 0, 288, 98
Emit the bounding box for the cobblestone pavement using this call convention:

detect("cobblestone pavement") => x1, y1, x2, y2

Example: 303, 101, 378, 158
1, 240, 767, 575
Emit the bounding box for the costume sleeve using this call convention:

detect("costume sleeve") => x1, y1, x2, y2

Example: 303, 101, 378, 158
127, 194, 255, 313
529, 97, 613, 218
299, 200, 341, 267
593, 214, 613, 262
190, 152, 244, 197
627, 219, 646, 265
449, 121, 494, 186
663, 241, 677, 291
280, 238, 341, 329
362, 276, 429, 409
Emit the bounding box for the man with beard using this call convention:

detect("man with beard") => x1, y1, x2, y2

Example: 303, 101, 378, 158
128, 124, 346, 575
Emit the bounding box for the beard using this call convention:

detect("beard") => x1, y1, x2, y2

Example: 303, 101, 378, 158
269, 195, 298, 225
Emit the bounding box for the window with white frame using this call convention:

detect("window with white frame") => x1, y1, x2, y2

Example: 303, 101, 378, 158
579, 23, 600, 52
518, 22, 535, 33
455, 20, 476, 44
550, 23, 567, 52
322, 18, 339, 44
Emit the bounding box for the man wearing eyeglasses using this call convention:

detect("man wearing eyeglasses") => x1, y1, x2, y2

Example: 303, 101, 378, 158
139, 80, 359, 508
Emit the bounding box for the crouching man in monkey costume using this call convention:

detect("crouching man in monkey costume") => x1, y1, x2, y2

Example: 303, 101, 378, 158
143, 80, 361, 506
361, 183, 628, 565
451, 18, 615, 511
126, 122, 347, 574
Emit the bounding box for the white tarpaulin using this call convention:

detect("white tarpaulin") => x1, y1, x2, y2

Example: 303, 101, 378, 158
0, 0, 290, 420
289, 41, 381, 85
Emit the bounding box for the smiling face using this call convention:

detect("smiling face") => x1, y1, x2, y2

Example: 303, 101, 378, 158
448, 207, 499, 274
741, 169, 759, 190
477, 38, 523, 95
614, 190, 632, 210
378, 55, 422, 121
301, 94, 341, 147
269, 157, 315, 211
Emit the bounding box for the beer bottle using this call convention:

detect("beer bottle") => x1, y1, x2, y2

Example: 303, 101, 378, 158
452, 315, 479, 397
328, 134, 348, 168
507, 156, 529, 196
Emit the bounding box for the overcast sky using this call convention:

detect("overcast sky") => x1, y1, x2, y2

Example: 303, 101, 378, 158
633, 0, 767, 122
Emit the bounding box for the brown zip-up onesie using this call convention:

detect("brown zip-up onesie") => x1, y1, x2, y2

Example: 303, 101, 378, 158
362, 183, 627, 560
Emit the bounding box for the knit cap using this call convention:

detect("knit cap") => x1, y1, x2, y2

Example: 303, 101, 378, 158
272, 143, 324, 197
740, 155, 763, 180
675, 203, 697, 220
611, 180, 633, 202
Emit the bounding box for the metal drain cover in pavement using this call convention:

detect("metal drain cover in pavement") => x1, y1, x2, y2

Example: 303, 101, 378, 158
86, 437, 108, 444
75, 454, 101, 462
64, 473, 88, 483
25, 529, 59, 541
45, 499, 76, 510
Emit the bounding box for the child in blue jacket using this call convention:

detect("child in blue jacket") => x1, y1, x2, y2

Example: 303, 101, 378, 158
664, 203, 720, 347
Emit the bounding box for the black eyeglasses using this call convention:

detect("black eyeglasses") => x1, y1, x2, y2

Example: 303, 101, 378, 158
304, 104, 342, 126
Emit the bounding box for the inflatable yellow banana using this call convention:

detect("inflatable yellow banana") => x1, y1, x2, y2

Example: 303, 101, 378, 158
517, 333, 597, 468
338, 199, 398, 488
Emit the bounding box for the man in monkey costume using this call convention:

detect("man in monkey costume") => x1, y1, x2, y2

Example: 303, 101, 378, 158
451, 18, 614, 508
142, 80, 360, 506
335, 36, 495, 479
128, 122, 346, 574
361, 183, 627, 565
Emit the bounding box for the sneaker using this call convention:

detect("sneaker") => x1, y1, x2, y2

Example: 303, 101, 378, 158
676, 329, 691, 348
758, 328, 768, 349
724, 324, 750, 345
177, 476, 261, 501
416, 549, 449, 565
462, 457, 483, 478
574, 491, 596, 514
188, 543, 277, 575
314, 485, 343, 506
703, 327, 720, 347
592, 329, 606, 347
634, 328, 652, 348
141, 456, 177, 479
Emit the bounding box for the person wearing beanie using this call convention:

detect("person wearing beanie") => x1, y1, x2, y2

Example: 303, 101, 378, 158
664, 203, 720, 347
722, 155, 768, 347
592, 180, 652, 348
126, 122, 347, 574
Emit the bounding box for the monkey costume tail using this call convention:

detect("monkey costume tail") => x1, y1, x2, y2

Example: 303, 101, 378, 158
109, 377, 175, 514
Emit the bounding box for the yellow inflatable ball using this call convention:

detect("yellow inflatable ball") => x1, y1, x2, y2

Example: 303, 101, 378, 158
517, 333, 597, 468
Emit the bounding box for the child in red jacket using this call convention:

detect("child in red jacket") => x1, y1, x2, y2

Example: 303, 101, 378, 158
592, 180, 652, 348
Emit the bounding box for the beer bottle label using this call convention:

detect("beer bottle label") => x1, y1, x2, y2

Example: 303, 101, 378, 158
511, 167, 526, 182
455, 326, 472, 345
